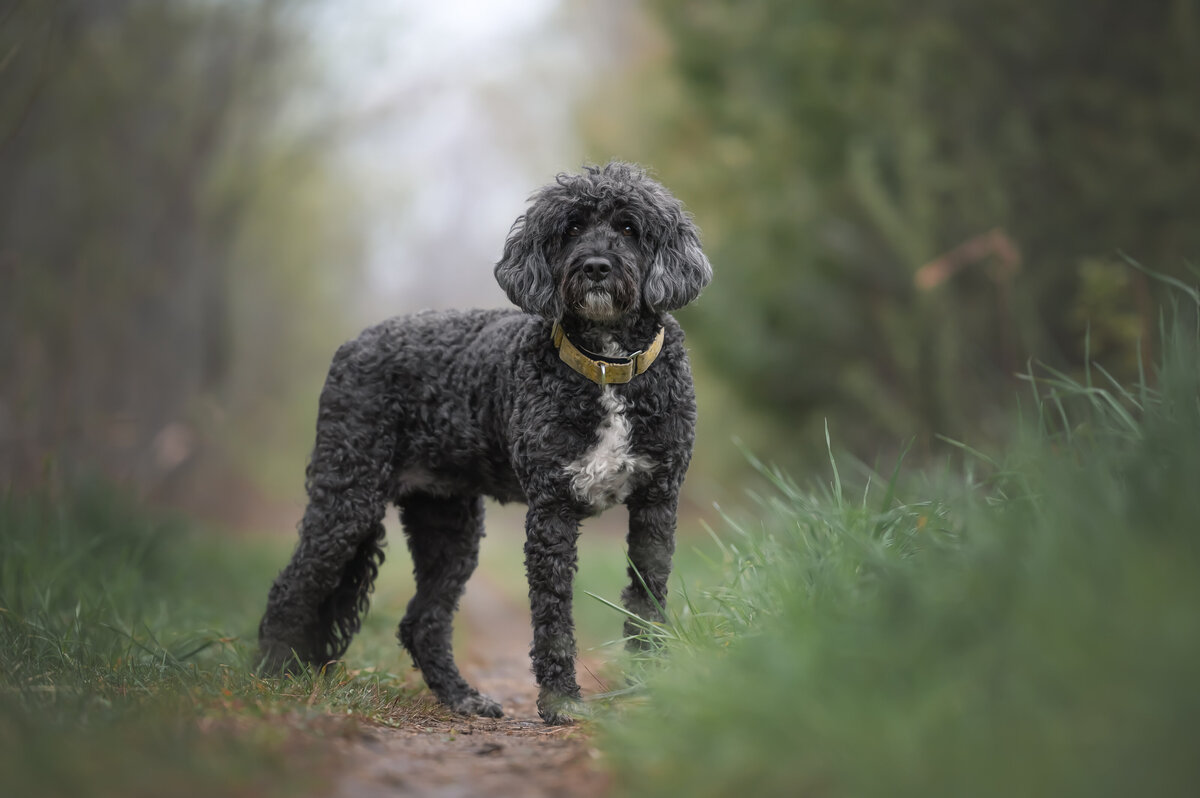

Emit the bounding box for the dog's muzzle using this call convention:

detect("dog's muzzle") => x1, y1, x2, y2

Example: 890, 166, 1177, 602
562, 252, 637, 320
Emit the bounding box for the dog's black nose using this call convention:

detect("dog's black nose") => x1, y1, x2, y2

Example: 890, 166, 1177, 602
583, 257, 612, 281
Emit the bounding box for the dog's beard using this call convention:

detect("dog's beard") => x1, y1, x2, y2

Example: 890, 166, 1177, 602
560, 265, 638, 322
579, 290, 619, 321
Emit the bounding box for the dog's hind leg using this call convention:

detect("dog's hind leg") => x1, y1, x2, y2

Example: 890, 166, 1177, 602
397, 492, 503, 718
258, 345, 396, 672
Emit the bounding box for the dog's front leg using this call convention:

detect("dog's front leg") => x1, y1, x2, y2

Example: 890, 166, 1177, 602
622, 492, 678, 649
523, 500, 584, 724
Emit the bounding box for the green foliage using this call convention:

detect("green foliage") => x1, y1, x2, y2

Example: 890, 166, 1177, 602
0, 0, 355, 492
600, 298, 1200, 796
0, 485, 427, 797
590, 0, 1200, 463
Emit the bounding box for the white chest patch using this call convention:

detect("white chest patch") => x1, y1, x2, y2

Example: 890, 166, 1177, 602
566, 386, 653, 509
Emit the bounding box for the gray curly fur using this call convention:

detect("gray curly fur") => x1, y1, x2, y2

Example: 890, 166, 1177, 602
258, 161, 712, 724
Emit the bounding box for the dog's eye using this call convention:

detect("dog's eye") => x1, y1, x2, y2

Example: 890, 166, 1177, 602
567, 224, 582, 237
620, 223, 637, 237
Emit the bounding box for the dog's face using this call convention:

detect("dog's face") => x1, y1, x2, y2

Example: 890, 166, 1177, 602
495, 162, 712, 321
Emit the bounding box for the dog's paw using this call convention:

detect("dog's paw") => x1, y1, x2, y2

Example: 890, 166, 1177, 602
623, 617, 668, 654
537, 691, 586, 726
448, 690, 504, 718
256, 639, 308, 675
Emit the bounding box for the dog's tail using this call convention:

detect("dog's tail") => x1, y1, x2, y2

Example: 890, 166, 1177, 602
258, 333, 398, 673
314, 520, 386, 660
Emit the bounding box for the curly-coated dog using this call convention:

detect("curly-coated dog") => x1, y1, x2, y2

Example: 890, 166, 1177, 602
258, 161, 712, 724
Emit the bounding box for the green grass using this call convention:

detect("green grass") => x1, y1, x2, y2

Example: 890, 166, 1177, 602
599, 293, 1200, 796
0, 485, 436, 798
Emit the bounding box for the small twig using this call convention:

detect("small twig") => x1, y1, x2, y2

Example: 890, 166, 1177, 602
580, 662, 608, 692
914, 228, 1021, 290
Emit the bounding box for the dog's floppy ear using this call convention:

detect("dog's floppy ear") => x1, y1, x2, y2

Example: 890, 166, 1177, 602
644, 215, 713, 312
494, 213, 562, 319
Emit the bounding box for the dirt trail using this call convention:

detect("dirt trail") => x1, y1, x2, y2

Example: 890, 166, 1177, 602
328, 576, 612, 798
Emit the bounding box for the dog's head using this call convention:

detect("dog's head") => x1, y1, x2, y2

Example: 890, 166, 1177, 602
495, 162, 712, 321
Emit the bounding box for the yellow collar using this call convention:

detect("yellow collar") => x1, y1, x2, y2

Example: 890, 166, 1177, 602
551, 322, 665, 385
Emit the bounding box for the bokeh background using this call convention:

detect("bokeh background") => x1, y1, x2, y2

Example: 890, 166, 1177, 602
5, 4, 1200, 796
3, 0, 1198, 515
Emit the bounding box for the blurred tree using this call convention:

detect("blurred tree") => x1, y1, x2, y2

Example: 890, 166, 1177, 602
0, 0, 355, 497
587, 0, 1200, 462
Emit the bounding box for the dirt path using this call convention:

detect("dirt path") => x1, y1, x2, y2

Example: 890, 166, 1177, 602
328, 576, 612, 798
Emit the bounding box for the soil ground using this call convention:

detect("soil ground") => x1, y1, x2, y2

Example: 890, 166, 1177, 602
201, 483, 623, 798
327, 572, 612, 798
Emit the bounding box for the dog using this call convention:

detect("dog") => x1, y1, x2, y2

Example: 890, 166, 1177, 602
258, 161, 712, 724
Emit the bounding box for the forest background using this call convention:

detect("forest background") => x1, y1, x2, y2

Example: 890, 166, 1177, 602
3, 0, 1197, 505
